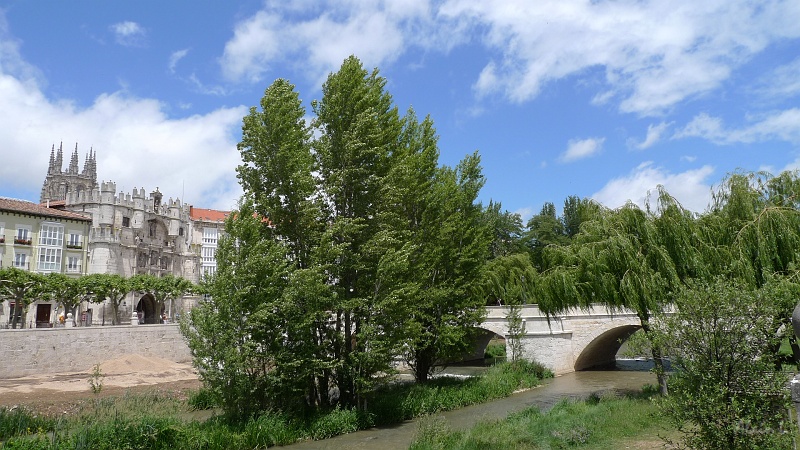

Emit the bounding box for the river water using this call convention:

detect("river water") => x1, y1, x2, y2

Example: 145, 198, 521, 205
286, 361, 657, 450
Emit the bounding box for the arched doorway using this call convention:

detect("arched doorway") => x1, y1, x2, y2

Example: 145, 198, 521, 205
136, 294, 158, 324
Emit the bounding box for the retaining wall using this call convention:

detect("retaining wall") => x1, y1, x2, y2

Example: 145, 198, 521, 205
0, 324, 191, 378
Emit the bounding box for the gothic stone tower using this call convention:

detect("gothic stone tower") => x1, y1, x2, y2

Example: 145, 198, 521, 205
40, 142, 98, 204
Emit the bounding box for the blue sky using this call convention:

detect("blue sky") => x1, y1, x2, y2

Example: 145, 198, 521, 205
0, 1, 798, 220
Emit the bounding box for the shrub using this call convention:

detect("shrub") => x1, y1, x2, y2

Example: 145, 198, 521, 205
188, 388, 218, 411
0, 407, 55, 440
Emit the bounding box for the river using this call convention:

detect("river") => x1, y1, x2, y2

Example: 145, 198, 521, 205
286, 360, 657, 449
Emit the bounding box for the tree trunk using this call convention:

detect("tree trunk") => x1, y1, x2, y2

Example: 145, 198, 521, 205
640, 318, 668, 395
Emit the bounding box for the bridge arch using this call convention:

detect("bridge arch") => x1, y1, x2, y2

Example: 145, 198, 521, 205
573, 324, 641, 371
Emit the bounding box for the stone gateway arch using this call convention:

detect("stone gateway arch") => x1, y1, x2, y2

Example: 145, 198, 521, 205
479, 305, 642, 375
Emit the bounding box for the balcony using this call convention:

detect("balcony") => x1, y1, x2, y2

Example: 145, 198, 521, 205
66, 244, 83, 250
66, 265, 82, 274
14, 238, 32, 246
12, 262, 30, 270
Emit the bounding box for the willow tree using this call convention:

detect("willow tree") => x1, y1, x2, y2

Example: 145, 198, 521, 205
479, 252, 537, 361
535, 188, 701, 394
701, 170, 800, 364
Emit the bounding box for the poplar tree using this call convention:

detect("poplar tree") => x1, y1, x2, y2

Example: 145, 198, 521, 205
185, 56, 492, 415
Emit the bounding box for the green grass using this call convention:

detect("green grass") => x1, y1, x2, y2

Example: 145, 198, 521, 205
409, 388, 674, 450
0, 360, 551, 449
484, 342, 506, 360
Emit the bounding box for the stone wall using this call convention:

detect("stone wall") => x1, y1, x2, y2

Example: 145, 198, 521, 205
0, 324, 191, 378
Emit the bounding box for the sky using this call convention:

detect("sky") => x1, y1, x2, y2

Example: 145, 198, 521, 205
0, 1, 798, 221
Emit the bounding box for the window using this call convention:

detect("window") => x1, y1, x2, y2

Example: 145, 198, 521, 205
0, 222, 5, 243
38, 223, 64, 272
202, 246, 216, 264
15, 226, 31, 245
67, 232, 82, 248
122, 216, 130, 227
38, 247, 62, 271
149, 221, 156, 237
67, 256, 81, 273
13, 252, 27, 269
39, 224, 63, 247
203, 227, 218, 245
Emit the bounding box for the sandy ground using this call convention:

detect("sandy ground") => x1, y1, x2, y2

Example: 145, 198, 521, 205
0, 354, 201, 415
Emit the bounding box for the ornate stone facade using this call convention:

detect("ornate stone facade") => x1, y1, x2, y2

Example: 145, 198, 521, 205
40, 142, 97, 205
35, 143, 227, 325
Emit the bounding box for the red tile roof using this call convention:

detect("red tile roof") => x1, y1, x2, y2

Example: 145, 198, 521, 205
190, 207, 229, 222
0, 197, 91, 222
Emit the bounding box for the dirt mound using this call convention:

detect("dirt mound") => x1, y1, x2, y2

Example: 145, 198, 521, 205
94, 354, 188, 375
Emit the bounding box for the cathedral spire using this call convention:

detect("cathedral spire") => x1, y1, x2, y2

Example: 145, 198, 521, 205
55, 142, 63, 173
68, 143, 79, 174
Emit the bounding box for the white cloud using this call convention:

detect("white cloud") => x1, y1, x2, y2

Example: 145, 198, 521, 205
0, 12, 42, 83
514, 206, 534, 224
110, 21, 146, 47
169, 49, 189, 74
561, 137, 604, 163
592, 162, 714, 213
0, 46, 246, 210
438, 0, 800, 115
220, 2, 438, 85
675, 109, 800, 144
754, 57, 800, 100
632, 122, 672, 150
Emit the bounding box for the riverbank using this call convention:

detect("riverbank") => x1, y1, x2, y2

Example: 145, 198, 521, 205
0, 361, 552, 449
285, 370, 659, 449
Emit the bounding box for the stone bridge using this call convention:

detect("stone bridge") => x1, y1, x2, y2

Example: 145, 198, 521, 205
471, 304, 642, 375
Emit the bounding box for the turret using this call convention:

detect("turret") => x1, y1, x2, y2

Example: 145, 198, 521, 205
168, 198, 181, 236
132, 187, 145, 229
151, 188, 163, 213
98, 181, 116, 227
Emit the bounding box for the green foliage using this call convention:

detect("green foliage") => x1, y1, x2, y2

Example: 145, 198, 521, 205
0, 406, 55, 440
130, 274, 193, 323
0, 365, 550, 449
0, 267, 44, 328
88, 363, 105, 394
187, 388, 218, 411
41, 272, 83, 326
368, 361, 552, 425
186, 55, 492, 416
81, 273, 132, 325
653, 278, 795, 450
409, 390, 667, 450
484, 342, 506, 359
